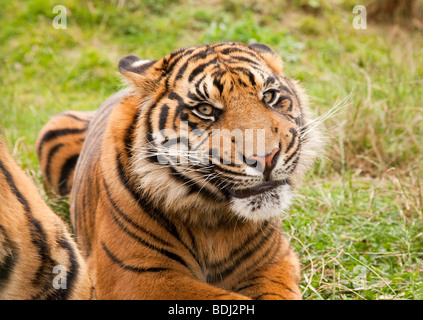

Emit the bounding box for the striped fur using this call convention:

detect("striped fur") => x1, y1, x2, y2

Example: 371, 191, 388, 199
0, 135, 91, 299
36, 111, 95, 196
38, 42, 322, 299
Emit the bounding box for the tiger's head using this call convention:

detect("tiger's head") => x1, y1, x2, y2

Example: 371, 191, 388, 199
118, 42, 321, 224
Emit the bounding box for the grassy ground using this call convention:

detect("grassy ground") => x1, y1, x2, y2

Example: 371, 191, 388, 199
0, 0, 422, 299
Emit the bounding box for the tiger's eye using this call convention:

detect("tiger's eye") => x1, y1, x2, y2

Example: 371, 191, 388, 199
263, 91, 275, 104
196, 104, 213, 116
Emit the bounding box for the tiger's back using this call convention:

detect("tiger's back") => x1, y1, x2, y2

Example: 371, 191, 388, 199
36, 111, 95, 196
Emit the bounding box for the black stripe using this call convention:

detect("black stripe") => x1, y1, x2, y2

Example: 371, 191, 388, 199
190, 128, 212, 152
185, 118, 199, 130
187, 91, 203, 102
275, 95, 293, 111
150, 102, 217, 202
232, 67, 256, 87
238, 78, 248, 88
188, 58, 218, 82
286, 157, 299, 173
119, 104, 202, 262
0, 159, 34, 224
227, 55, 260, 66
60, 113, 91, 123
166, 48, 195, 75
58, 154, 79, 195
268, 278, 297, 294
208, 221, 271, 270
105, 201, 190, 269
168, 91, 183, 102
212, 161, 248, 175
208, 225, 276, 282
49, 236, 80, 300
158, 104, 170, 131
0, 159, 57, 297
103, 179, 173, 248
285, 128, 298, 153
124, 109, 141, 159
253, 292, 286, 300
162, 136, 189, 149
275, 83, 296, 97
184, 226, 201, 265
235, 283, 257, 293
101, 242, 168, 274
284, 142, 301, 167
70, 92, 117, 247
44, 143, 64, 184
203, 83, 209, 99
37, 128, 87, 158
295, 116, 302, 127
165, 49, 196, 91
208, 145, 237, 165
265, 76, 276, 86
149, 113, 224, 202
168, 165, 222, 202
244, 231, 282, 278
281, 113, 296, 123
0, 225, 18, 291
174, 48, 209, 81
115, 150, 190, 253
194, 75, 207, 100
213, 77, 225, 96
218, 47, 261, 60
283, 78, 301, 110
246, 69, 256, 87
239, 271, 297, 296
168, 92, 187, 129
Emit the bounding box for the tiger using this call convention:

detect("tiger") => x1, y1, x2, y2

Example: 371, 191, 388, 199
0, 134, 92, 299
36, 111, 95, 196
36, 42, 321, 300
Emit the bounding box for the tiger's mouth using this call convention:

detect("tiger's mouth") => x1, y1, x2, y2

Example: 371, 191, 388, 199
228, 180, 288, 199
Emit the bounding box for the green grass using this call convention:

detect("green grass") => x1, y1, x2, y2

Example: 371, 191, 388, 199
0, 0, 422, 299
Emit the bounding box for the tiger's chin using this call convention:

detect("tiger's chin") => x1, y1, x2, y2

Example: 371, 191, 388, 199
228, 182, 293, 222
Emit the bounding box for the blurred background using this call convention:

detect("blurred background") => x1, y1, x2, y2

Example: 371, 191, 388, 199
0, 0, 422, 299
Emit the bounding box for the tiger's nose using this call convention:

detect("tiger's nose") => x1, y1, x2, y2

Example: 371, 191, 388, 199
248, 148, 280, 178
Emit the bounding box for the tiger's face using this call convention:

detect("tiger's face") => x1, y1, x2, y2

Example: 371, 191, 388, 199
119, 42, 320, 224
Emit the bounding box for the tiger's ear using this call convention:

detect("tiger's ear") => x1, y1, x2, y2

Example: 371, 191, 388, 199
118, 55, 163, 91
248, 43, 283, 75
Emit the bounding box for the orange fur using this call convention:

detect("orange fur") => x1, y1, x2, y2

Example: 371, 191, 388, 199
37, 42, 323, 299
0, 136, 91, 299
36, 111, 95, 195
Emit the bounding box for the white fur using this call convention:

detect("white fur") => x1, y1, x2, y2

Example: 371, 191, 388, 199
244, 165, 262, 177
229, 184, 293, 222
131, 59, 151, 68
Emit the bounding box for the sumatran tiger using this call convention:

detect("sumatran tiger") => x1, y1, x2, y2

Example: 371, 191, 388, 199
0, 135, 91, 299
36, 42, 321, 300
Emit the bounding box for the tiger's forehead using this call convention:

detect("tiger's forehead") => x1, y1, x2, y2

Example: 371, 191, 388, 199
163, 42, 276, 103
165, 42, 263, 66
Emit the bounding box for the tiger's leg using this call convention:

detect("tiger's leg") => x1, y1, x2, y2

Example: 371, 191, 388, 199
36, 111, 95, 195
234, 236, 302, 300
95, 244, 251, 300
0, 136, 92, 299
